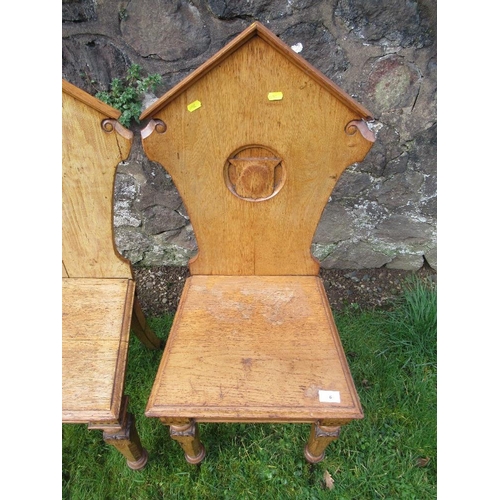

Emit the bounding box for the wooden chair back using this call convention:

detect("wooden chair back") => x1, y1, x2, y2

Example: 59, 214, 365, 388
141, 23, 374, 276
62, 79, 133, 279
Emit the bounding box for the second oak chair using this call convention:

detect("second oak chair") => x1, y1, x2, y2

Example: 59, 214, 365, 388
62, 80, 162, 470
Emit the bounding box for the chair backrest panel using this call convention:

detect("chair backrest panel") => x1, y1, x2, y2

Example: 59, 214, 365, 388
62, 80, 133, 279
142, 35, 374, 276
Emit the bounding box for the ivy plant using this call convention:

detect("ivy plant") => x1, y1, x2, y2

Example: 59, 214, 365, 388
96, 64, 161, 128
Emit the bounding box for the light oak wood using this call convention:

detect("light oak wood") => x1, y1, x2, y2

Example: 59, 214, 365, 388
63, 80, 132, 279
141, 22, 374, 463
131, 299, 162, 350
304, 423, 341, 464
62, 79, 161, 469
141, 24, 374, 276
140, 22, 373, 121
169, 420, 206, 464
62, 278, 133, 423
146, 276, 363, 422
103, 409, 149, 470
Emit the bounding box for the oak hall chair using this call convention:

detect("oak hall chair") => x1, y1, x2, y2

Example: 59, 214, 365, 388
62, 79, 162, 470
140, 23, 376, 464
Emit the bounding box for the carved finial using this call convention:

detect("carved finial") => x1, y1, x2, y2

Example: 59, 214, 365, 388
345, 120, 376, 143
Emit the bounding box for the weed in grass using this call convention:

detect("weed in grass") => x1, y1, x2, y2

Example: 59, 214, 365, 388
386, 275, 437, 368
62, 275, 437, 499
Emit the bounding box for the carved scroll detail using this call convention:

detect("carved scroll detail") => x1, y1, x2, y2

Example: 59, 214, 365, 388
101, 119, 115, 132
141, 119, 167, 139
101, 119, 134, 140
345, 120, 376, 143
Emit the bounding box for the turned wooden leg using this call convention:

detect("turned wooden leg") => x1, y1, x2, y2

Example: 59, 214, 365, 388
170, 420, 206, 464
89, 396, 148, 470
102, 412, 149, 470
304, 422, 341, 464
131, 298, 163, 350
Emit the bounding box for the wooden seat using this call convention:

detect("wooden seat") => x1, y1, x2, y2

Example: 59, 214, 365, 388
140, 22, 375, 464
62, 79, 161, 470
147, 276, 362, 424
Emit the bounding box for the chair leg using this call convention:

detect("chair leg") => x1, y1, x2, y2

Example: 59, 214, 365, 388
90, 396, 148, 470
170, 420, 206, 464
101, 411, 149, 470
304, 422, 341, 463
131, 298, 163, 350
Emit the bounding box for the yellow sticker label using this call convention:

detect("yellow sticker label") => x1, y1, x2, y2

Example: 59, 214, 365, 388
187, 100, 202, 112
267, 92, 283, 101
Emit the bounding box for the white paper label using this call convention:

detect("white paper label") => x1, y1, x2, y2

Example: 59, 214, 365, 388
318, 390, 341, 403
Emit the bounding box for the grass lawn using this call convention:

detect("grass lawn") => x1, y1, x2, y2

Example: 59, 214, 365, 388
62, 276, 436, 499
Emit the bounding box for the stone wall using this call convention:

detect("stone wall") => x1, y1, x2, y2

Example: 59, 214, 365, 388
62, 0, 437, 271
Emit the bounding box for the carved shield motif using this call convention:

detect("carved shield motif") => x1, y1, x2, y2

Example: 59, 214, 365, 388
224, 145, 285, 201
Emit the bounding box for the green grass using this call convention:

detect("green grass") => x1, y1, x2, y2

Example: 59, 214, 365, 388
62, 276, 437, 499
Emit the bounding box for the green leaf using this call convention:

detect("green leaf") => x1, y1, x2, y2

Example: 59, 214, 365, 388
93, 64, 162, 127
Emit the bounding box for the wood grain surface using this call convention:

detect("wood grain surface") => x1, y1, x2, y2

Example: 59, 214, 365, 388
62, 278, 133, 423
146, 276, 363, 422
62, 79, 133, 279
142, 32, 374, 276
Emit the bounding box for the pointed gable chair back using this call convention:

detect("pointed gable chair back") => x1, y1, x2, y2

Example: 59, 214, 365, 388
141, 22, 374, 276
